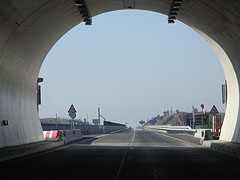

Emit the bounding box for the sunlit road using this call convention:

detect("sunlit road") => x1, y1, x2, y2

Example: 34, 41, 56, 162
0, 129, 239, 180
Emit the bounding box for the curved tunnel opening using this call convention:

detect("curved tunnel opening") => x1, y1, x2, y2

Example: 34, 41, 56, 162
39, 10, 226, 130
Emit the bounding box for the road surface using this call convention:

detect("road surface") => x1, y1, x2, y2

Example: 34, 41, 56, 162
0, 129, 239, 180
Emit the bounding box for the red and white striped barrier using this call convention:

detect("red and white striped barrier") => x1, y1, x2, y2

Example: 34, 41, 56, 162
43, 130, 59, 139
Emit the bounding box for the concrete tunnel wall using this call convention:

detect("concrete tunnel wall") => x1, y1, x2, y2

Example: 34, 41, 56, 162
0, 0, 240, 147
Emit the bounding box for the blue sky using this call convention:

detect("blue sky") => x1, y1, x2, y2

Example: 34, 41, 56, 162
39, 10, 225, 127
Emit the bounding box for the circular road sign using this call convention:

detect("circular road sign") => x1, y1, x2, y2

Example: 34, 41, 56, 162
69, 112, 76, 119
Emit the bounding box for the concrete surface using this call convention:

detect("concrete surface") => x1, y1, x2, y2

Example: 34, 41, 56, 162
41, 123, 105, 134
0, 129, 84, 162
59, 129, 83, 144
0, 140, 64, 162
194, 129, 214, 142
0, 129, 239, 180
0, 1, 240, 147
203, 140, 240, 158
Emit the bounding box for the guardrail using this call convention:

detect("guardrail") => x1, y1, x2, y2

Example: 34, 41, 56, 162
42, 124, 126, 135
144, 125, 196, 134
144, 125, 213, 141
103, 126, 127, 134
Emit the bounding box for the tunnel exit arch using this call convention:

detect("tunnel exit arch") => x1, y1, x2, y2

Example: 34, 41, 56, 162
0, 0, 240, 147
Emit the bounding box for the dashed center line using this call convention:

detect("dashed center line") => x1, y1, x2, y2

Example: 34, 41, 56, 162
131, 130, 136, 143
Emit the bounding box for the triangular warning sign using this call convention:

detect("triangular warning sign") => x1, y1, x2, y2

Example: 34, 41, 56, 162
68, 104, 77, 113
210, 105, 219, 114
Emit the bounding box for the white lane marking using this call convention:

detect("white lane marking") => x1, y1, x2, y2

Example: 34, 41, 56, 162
131, 130, 136, 143
115, 130, 135, 180
115, 150, 128, 180
154, 131, 195, 146
78, 134, 109, 144
159, 133, 186, 143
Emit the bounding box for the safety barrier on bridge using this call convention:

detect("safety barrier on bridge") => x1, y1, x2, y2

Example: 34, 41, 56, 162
144, 125, 196, 135
144, 125, 214, 142
41, 123, 127, 135
103, 126, 127, 134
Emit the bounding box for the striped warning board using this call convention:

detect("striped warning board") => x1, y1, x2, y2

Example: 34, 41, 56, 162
43, 130, 59, 139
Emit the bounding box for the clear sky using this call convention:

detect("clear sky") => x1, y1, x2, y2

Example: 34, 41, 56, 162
39, 10, 225, 128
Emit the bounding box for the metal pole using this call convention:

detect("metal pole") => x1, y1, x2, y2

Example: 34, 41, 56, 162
72, 118, 75, 130
192, 106, 195, 129
98, 107, 100, 124
56, 113, 58, 127
212, 115, 215, 136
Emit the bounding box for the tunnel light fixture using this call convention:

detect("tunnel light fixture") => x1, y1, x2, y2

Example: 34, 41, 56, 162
80, 9, 88, 14
171, 12, 178, 16
74, 0, 92, 25
168, 0, 182, 24
171, 7, 180, 12
169, 16, 176, 20
84, 18, 92, 25
75, 1, 84, 7
172, 4, 181, 8
175, 0, 182, 4
81, 14, 88, 18
84, 17, 91, 22
85, 21, 92, 25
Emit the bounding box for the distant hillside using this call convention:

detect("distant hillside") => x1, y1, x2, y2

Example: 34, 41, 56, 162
156, 114, 179, 125
145, 113, 180, 126
145, 112, 225, 128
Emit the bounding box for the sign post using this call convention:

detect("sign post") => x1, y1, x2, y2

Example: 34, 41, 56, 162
68, 104, 77, 130
192, 106, 195, 129
200, 104, 205, 127
210, 105, 219, 136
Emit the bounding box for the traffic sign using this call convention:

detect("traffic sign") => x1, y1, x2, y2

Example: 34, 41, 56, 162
68, 104, 77, 113
139, 120, 145, 125
210, 105, 219, 115
69, 112, 76, 119
68, 104, 77, 130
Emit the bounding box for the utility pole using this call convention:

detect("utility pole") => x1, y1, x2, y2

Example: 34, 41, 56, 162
56, 113, 58, 127
98, 107, 106, 125
98, 107, 100, 124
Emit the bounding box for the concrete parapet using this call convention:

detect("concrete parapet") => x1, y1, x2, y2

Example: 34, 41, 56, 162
144, 125, 196, 135
103, 126, 127, 134
0, 129, 83, 162
59, 130, 83, 144
194, 129, 213, 143
0, 141, 64, 162
203, 140, 240, 158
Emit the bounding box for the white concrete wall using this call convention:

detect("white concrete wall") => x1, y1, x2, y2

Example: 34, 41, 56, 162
0, 0, 240, 147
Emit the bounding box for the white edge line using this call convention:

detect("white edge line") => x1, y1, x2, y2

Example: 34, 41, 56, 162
154, 131, 192, 145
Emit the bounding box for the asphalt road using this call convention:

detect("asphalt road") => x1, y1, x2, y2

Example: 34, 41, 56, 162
0, 129, 239, 180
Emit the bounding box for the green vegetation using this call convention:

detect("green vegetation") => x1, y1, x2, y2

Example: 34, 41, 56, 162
144, 111, 225, 129
202, 113, 225, 129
